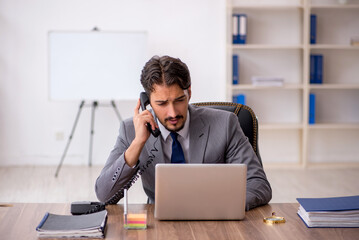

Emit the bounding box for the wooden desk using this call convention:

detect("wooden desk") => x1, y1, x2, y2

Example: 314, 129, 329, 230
0, 203, 358, 240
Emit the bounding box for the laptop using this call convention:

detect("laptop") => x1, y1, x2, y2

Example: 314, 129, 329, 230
154, 163, 247, 220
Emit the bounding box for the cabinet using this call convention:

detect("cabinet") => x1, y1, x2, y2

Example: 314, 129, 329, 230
226, 0, 359, 167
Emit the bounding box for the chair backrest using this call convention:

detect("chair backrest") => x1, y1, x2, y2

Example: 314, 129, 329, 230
191, 102, 262, 166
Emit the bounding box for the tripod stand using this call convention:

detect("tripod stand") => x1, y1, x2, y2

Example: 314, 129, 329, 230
55, 100, 122, 177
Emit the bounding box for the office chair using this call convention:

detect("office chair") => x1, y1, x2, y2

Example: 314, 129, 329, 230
191, 102, 262, 166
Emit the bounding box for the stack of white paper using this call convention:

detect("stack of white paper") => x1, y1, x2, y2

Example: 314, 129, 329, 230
251, 76, 284, 87
36, 210, 107, 238
297, 195, 359, 228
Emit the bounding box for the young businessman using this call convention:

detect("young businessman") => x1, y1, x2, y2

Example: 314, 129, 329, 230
95, 55, 272, 210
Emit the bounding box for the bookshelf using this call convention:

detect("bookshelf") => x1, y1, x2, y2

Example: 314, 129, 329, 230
227, 0, 359, 167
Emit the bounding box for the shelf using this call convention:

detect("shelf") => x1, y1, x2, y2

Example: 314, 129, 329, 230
310, 45, 359, 50
309, 84, 359, 89
308, 123, 359, 129
310, 7, 359, 46
232, 5, 304, 10
228, 1, 359, 167
310, 4, 359, 9
260, 123, 303, 130
232, 44, 303, 50
306, 162, 359, 168
232, 84, 303, 90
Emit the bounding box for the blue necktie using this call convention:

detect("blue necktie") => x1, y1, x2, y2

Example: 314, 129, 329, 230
170, 132, 186, 164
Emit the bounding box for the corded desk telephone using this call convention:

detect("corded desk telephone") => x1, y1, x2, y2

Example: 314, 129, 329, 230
140, 91, 161, 137
71, 92, 160, 215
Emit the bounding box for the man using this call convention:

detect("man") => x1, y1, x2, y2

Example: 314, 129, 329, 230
95, 55, 272, 210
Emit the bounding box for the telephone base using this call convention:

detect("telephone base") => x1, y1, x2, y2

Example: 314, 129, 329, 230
71, 201, 105, 215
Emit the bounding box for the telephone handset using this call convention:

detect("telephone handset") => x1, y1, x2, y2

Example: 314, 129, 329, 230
140, 92, 161, 138
71, 92, 160, 215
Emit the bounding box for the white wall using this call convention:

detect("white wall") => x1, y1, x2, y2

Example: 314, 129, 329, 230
0, 0, 226, 165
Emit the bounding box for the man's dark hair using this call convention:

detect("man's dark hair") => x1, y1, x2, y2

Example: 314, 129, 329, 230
140, 55, 191, 95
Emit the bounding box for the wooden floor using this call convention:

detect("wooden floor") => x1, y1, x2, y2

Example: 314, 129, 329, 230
0, 166, 358, 204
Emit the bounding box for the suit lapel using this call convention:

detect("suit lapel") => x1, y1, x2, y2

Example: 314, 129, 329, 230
144, 109, 165, 165
145, 134, 165, 165
188, 105, 209, 163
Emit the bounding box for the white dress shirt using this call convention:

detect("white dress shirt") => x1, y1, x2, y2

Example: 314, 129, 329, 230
158, 110, 190, 163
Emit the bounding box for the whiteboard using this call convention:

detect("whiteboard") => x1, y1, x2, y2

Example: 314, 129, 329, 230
49, 31, 147, 100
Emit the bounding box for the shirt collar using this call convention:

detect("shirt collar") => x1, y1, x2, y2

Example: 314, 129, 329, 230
158, 110, 190, 141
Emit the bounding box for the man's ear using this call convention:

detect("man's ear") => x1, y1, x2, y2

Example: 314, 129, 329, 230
187, 86, 192, 101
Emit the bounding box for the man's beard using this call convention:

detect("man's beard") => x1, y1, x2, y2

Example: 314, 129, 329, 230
163, 115, 185, 132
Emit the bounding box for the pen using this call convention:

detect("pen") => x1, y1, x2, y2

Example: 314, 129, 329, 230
124, 189, 128, 225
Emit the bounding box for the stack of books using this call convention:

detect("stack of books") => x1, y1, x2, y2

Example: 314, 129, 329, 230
233, 54, 239, 84
251, 76, 284, 87
310, 14, 316, 44
309, 93, 316, 124
232, 14, 247, 44
310, 54, 323, 84
297, 195, 359, 228
232, 94, 246, 105
36, 210, 107, 238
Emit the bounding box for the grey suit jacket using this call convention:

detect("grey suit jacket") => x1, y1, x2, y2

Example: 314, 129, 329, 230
95, 105, 272, 210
